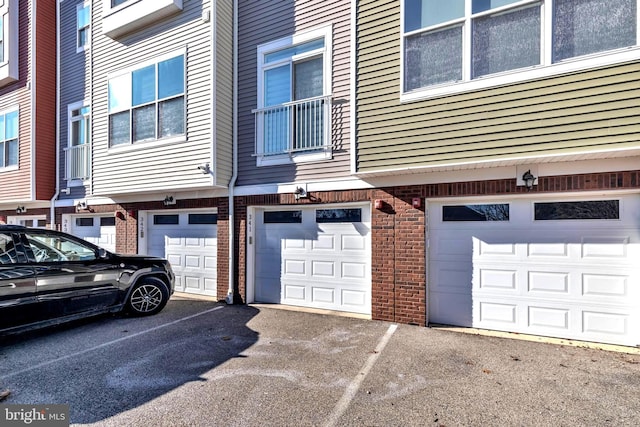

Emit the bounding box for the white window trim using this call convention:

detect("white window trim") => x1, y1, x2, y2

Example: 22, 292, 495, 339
0, 0, 18, 87
255, 25, 333, 167
0, 105, 19, 171
76, 1, 91, 53
106, 49, 187, 150
400, 0, 640, 102
66, 101, 90, 184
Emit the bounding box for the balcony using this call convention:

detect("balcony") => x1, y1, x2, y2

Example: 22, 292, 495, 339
65, 144, 90, 181
253, 95, 332, 165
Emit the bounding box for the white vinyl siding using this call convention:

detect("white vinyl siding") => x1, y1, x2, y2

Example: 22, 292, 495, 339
90, 0, 232, 195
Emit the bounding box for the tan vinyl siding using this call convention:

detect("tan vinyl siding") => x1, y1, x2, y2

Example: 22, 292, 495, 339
236, 0, 352, 186
356, 0, 640, 173
90, 0, 231, 196
215, 0, 233, 186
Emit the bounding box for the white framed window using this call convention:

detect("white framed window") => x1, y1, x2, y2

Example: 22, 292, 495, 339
66, 102, 91, 181
401, 0, 640, 101
0, 0, 18, 87
254, 26, 333, 167
77, 2, 90, 52
107, 51, 185, 147
0, 107, 18, 170
101, 0, 183, 38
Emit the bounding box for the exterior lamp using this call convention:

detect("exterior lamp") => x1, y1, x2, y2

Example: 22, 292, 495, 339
522, 170, 536, 191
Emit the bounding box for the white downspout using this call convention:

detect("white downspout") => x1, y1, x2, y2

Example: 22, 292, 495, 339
226, 0, 238, 304
50, 0, 61, 229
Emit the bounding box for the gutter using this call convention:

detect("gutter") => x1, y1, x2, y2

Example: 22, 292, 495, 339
226, 0, 238, 304
50, 0, 61, 229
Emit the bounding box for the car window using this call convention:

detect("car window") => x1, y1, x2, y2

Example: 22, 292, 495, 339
25, 232, 97, 262
0, 233, 18, 264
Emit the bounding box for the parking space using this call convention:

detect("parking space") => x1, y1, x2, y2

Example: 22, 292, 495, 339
1, 297, 640, 426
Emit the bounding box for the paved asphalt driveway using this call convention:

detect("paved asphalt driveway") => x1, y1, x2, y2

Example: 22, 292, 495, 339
1, 295, 640, 426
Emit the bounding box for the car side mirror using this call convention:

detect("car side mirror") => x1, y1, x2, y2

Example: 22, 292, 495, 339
98, 248, 109, 259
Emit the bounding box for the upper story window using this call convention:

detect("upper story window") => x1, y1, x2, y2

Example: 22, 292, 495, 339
0, 0, 18, 87
107, 52, 185, 147
66, 103, 91, 181
402, 0, 640, 100
0, 108, 18, 169
102, 0, 183, 39
77, 2, 90, 52
254, 26, 333, 167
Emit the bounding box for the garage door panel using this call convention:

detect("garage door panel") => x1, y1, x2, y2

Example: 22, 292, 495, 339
528, 306, 570, 330
478, 269, 517, 291
313, 234, 335, 250
285, 259, 306, 275
342, 234, 367, 251
431, 291, 473, 326
312, 260, 334, 277
528, 271, 570, 294
342, 261, 366, 280
583, 310, 630, 337
431, 261, 471, 293
477, 301, 518, 325
311, 286, 335, 304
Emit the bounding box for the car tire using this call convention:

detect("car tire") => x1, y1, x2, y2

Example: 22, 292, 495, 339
126, 277, 169, 316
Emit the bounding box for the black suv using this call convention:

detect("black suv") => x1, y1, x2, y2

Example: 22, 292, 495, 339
0, 225, 175, 334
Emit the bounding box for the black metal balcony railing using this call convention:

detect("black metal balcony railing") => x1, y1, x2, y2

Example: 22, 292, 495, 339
65, 144, 90, 181
253, 95, 331, 157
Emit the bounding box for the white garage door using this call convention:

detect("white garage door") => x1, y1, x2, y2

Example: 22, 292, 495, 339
71, 215, 116, 252
147, 211, 217, 296
254, 205, 371, 315
429, 195, 640, 346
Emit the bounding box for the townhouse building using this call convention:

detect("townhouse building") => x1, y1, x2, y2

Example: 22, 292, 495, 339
351, 0, 640, 346
233, 0, 640, 347
1, 0, 639, 348
0, 0, 56, 227
54, 0, 233, 298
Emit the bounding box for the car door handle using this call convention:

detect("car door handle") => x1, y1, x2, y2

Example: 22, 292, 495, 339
0, 283, 16, 288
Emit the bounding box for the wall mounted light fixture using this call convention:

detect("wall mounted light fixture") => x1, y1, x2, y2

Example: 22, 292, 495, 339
16, 206, 26, 214
522, 170, 536, 191
76, 201, 90, 212
163, 195, 176, 206
294, 186, 308, 201
197, 163, 211, 174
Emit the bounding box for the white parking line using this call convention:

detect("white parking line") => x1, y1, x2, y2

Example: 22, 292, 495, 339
323, 323, 398, 427
0, 305, 224, 381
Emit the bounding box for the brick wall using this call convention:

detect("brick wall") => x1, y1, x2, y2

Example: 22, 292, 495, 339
233, 169, 640, 327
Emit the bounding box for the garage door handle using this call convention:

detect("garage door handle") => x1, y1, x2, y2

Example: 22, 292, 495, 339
0, 283, 16, 288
